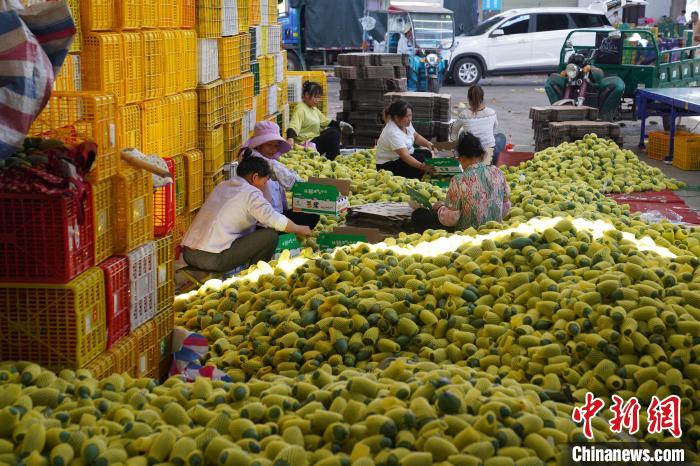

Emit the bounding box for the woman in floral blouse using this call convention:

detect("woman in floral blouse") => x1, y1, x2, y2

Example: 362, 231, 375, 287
411, 132, 510, 232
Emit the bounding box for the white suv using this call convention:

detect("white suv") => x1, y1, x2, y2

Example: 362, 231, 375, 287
448, 8, 612, 86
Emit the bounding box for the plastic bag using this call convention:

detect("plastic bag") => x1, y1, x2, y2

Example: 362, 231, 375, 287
640, 209, 683, 224
0, 0, 75, 160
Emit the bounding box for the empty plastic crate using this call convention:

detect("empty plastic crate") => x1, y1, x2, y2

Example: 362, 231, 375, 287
155, 235, 174, 314
142, 0, 157, 28
180, 30, 198, 92
237, 0, 250, 32
122, 32, 144, 104
182, 91, 198, 151
114, 164, 154, 254
251, 62, 260, 95
277, 79, 288, 108
196, 0, 237, 38
222, 0, 238, 37
0, 192, 94, 284
30, 92, 118, 182
242, 110, 255, 139
204, 169, 225, 197
99, 256, 130, 348
142, 31, 165, 100
158, 0, 179, 28
224, 119, 244, 163
647, 131, 693, 160
184, 150, 204, 212
182, 0, 195, 28
109, 333, 138, 376
82, 33, 124, 105
84, 351, 115, 379
239, 32, 251, 74
266, 25, 281, 54
219, 35, 242, 80
256, 86, 267, 118
673, 135, 700, 170
154, 158, 176, 237
223, 78, 240, 123
53, 54, 81, 92
172, 154, 187, 215
127, 242, 157, 331
162, 95, 183, 157
80, 0, 115, 32
92, 178, 115, 264
134, 320, 159, 377
267, 84, 278, 117
199, 126, 225, 173
197, 80, 225, 130
197, 39, 220, 85
249, 0, 260, 25
154, 305, 174, 364
0, 267, 106, 370
140, 98, 163, 156
239, 72, 255, 111
118, 104, 141, 152
116, 0, 141, 29
163, 30, 180, 97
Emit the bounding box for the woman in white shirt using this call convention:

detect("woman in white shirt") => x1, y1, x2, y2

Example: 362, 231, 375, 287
181, 154, 312, 272
375, 100, 437, 179
240, 121, 319, 229
450, 85, 505, 165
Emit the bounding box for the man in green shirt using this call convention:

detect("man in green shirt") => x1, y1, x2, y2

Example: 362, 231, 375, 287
286, 81, 352, 160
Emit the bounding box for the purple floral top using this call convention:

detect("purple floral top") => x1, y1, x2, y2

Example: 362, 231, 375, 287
437, 163, 511, 229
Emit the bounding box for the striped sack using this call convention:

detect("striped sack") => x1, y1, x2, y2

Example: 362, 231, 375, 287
0, 0, 75, 160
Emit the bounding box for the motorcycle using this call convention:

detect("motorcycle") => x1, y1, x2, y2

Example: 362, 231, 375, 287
411, 48, 446, 93
553, 50, 598, 107
545, 31, 626, 121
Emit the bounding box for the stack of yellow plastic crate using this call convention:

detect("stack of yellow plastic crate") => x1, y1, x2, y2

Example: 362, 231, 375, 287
197, 0, 257, 190
22, 0, 191, 380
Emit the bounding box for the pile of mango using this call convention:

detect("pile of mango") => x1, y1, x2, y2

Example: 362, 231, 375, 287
0, 136, 699, 465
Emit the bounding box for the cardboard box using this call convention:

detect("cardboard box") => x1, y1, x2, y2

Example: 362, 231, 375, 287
292, 177, 351, 216
318, 226, 384, 250
273, 233, 301, 261
425, 157, 463, 175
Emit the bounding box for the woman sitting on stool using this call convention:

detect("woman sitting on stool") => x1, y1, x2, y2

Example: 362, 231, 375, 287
181, 153, 312, 273
450, 84, 506, 166
375, 100, 437, 179
412, 132, 510, 233
240, 121, 319, 229
286, 81, 352, 160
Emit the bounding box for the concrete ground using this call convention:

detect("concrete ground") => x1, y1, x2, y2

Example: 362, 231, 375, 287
328, 75, 700, 215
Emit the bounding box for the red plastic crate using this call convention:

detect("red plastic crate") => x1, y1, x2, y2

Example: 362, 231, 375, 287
154, 158, 176, 237
99, 256, 130, 348
0, 192, 94, 284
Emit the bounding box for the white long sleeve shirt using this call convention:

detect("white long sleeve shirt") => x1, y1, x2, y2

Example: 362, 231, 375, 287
181, 176, 289, 253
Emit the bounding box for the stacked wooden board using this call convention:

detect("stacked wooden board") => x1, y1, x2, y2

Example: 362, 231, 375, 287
335, 53, 409, 147
529, 106, 600, 151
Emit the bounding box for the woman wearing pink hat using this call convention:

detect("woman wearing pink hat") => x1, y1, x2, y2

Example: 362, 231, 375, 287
239, 121, 320, 229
